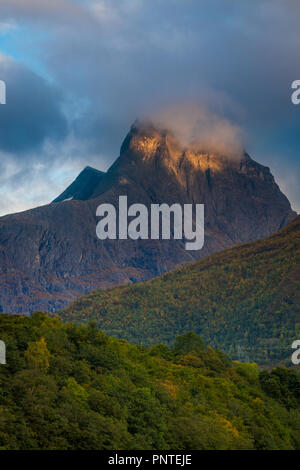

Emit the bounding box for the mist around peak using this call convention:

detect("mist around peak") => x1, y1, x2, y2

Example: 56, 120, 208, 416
139, 103, 244, 159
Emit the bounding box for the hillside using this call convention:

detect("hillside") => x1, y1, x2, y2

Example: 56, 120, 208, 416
59, 216, 300, 366
0, 313, 300, 450
0, 121, 296, 314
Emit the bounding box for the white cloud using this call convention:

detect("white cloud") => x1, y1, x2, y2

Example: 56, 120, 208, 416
148, 103, 244, 157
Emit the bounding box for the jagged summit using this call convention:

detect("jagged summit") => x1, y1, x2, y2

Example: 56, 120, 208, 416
53, 122, 253, 204
120, 117, 246, 162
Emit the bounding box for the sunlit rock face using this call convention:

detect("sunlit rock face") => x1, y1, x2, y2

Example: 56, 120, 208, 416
109, 120, 244, 188
0, 121, 296, 314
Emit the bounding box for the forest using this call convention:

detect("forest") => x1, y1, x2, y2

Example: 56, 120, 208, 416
59, 216, 300, 367
0, 313, 300, 450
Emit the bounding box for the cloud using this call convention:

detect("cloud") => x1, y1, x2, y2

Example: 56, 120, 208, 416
147, 103, 244, 157
0, 135, 107, 216
0, 54, 68, 154
0, 0, 87, 23
0, 20, 17, 35
0, 0, 299, 214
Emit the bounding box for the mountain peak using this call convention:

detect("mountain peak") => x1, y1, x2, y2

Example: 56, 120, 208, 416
53, 165, 105, 203
0, 119, 296, 314
118, 120, 247, 179
120, 119, 169, 155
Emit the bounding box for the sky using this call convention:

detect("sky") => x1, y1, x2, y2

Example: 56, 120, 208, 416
0, 0, 299, 216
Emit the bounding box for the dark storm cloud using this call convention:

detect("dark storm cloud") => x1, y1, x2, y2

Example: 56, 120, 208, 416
0, 0, 299, 213
37, 0, 300, 159
0, 56, 68, 154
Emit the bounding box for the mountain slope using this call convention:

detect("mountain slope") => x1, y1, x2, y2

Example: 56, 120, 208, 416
0, 313, 300, 450
59, 216, 300, 366
0, 122, 296, 314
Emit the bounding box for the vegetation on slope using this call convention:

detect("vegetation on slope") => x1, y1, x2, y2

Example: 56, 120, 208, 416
60, 216, 300, 366
0, 313, 300, 450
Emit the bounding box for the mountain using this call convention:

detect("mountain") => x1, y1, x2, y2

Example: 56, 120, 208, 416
0, 312, 300, 449
59, 215, 300, 367
0, 121, 296, 314
53, 166, 105, 202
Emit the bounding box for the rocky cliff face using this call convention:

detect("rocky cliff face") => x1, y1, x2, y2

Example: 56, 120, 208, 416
0, 122, 296, 314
